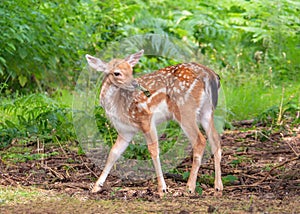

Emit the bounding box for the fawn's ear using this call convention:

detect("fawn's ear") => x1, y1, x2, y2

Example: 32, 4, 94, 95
125, 49, 144, 67
86, 54, 108, 73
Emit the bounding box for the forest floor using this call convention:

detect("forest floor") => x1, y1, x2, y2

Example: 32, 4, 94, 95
0, 123, 299, 213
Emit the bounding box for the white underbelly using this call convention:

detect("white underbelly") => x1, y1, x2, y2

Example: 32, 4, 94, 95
151, 100, 171, 125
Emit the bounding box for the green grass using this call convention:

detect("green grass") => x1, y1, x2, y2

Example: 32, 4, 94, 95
0, 186, 46, 205
52, 89, 74, 107
223, 77, 300, 121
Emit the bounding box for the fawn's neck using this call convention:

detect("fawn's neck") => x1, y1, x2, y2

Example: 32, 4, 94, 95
100, 76, 134, 120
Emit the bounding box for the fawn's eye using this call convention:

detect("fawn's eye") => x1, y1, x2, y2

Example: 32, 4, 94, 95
113, 72, 121, 77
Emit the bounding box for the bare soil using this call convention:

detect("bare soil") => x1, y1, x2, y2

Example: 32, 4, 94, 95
0, 124, 299, 213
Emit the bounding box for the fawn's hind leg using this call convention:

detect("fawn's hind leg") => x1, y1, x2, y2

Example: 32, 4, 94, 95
200, 111, 223, 196
180, 119, 207, 193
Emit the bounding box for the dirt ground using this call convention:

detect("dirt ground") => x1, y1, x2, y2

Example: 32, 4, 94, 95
0, 124, 299, 213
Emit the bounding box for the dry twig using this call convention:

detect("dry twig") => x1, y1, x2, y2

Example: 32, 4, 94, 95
40, 163, 65, 180
79, 156, 98, 178
253, 155, 300, 186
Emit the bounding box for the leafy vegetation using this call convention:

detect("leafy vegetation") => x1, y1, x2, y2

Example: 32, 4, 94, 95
0, 93, 74, 149
2, 151, 59, 163
0, 0, 128, 92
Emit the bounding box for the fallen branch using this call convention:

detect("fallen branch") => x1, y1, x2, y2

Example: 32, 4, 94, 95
253, 155, 300, 186
50, 182, 91, 190
164, 173, 186, 182
223, 149, 293, 157
79, 156, 98, 178
285, 138, 299, 157
225, 154, 300, 191
0, 173, 17, 186
232, 119, 254, 126
226, 183, 272, 191
40, 163, 65, 180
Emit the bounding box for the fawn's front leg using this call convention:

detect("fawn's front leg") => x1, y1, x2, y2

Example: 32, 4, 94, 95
92, 134, 132, 193
143, 127, 167, 196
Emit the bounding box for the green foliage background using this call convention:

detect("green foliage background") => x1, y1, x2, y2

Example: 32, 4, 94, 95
1, 0, 299, 92
0, 0, 299, 148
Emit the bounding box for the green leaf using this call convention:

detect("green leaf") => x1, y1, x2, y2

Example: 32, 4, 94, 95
182, 171, 190, 180
18, 75, 28, 87
19, 48, 28, 59
0, 57, 6, 66
7, 43, 16, 52
195, 183, 203, 195
222, 175, 238, 185
5, 120, 16, 128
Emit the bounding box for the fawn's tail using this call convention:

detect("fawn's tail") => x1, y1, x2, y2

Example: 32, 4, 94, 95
209, 73, 220, 109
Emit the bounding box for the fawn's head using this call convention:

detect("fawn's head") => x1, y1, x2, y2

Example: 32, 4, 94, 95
86, 50, 144, 90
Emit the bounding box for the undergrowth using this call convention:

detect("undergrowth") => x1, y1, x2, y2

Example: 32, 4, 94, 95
0, 93, 74, 149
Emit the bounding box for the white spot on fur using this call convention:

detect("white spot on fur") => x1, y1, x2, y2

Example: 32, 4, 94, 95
184, 79, 198, 101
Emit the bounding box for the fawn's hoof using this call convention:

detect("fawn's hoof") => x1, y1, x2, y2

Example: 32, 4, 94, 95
91, 185, 102, 193
91, 182, 111, 193
186, 184, 195, 194
214, 188, 223, 197
91, 184, 104, 193
158, 188, 168, 198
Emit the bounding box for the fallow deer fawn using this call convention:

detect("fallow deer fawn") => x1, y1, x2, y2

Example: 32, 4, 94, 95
86, 50, 223, 196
